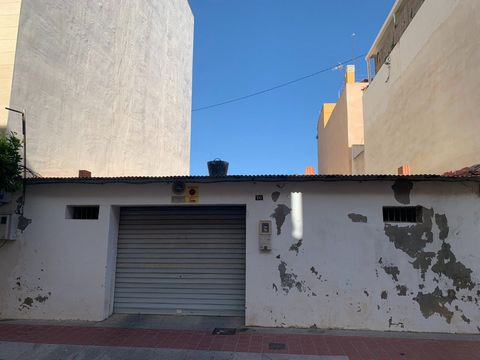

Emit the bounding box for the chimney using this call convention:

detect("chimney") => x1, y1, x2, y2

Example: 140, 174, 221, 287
79, 170, 92, 178
305, 166, 315, 175
398, 165, 411, 176
345, 65, 355, 84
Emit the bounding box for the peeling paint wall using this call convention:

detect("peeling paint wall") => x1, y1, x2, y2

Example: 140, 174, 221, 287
6, 0, 193, 176
0, 180, 479, 333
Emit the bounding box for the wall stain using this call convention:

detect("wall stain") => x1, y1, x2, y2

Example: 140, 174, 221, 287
384, 208, 434, 258
392, 179, 413, 204
381, 291, 388, 299
19, 297, 33, 310
310, 266, 322, 280
34, 295, 48, 303
411, 251, 436, 280
383, 209, 479, 324
435, 214, 449, 240
364, 290, 369, 297
382, 266, 400, 282
413, 287, 456, 323
278, 261, 305, 294
388, 317, 405, 328
461, 315, 471, 324
271, 204, 291, 235
348, 213, 368, 223
396, 285, 408, 296
17, 215, 32, 231
384, 208, 476, 299
271, 191, 280, 202
431, 242, 474, 291
289, 239, 303, 255
272, 283, 278, 292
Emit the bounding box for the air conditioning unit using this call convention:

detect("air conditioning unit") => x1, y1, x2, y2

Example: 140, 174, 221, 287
0, 214, 17, 241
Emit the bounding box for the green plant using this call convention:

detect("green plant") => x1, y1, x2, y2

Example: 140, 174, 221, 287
0, 132, 23, 192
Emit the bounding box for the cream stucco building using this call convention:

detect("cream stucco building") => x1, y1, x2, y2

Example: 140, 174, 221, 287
363, 0, 480, 174
317, 65, 368, 175
2, 0, 193, 177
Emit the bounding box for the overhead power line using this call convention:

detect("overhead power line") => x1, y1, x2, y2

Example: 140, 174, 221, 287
192, 53, 366, 112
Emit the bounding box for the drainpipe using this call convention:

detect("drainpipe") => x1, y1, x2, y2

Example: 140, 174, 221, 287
367, 58, 371, 83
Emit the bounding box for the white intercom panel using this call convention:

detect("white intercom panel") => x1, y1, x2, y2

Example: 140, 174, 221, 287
258, 220, 272, 251
0, 214, 17, 241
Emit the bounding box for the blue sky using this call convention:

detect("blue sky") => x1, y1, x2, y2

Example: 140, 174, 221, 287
188, 0, 394, 175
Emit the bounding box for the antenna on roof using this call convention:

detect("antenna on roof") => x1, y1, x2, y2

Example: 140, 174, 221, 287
352, 32, 356, 60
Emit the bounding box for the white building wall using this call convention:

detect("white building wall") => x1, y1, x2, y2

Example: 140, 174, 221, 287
0, 180, 479, 333
7, 0, 193, 177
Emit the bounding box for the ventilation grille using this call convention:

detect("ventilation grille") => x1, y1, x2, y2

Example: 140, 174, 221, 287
383, 206, 422, 223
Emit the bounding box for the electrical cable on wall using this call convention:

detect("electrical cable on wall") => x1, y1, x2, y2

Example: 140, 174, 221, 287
192, 53, 366, 112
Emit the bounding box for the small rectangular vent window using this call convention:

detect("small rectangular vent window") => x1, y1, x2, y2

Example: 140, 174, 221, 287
67, 206, 99, 220
383, 206, 422, 223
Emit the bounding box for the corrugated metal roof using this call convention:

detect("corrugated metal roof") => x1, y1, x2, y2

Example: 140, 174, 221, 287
25, 174, 480, 185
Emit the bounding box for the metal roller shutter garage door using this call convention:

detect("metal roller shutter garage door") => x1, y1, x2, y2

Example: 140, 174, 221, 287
114, 206, 246, 316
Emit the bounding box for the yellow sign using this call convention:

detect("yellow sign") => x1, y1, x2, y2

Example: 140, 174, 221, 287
186, 186, 199, 203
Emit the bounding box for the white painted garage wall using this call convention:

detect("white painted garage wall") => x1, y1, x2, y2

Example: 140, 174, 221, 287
0, 179, 479, 333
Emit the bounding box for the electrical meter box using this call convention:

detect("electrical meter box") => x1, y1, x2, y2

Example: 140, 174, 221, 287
0, 215, 16, 241
258, 220, 272, 251
0, 191, 12, 205
0, 215, 11, 240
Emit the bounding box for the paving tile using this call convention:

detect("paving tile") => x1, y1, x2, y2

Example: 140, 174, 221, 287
0, 323, 479, 359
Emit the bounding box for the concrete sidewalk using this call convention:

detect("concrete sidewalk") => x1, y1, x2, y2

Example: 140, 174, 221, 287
0, 316, 479, 360
0, 342, 347, 360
